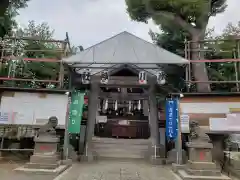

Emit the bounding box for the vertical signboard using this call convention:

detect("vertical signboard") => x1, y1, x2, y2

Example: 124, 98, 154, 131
180, 114, 190, 133
68, 91, 85, 133
165, 98, 178, 139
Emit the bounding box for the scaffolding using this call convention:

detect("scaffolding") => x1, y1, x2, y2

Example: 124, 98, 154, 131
185, 38, 240, 92
0, 33, 72, 89
0, 33, 72, 156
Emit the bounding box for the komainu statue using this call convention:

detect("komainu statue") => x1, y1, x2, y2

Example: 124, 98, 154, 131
37, 116, 58, 137
189, 121, 210, 143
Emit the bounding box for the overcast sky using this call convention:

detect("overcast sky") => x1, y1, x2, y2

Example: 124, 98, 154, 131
16, 0, 239, 48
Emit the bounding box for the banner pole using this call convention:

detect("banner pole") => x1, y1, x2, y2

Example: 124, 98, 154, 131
63, 92, 71, 160
176, 98, 182, 164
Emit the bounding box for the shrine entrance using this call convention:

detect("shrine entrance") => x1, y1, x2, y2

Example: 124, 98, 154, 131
86, 65, 158, 160
63, 31, 188, 162
95, 68, 150, 139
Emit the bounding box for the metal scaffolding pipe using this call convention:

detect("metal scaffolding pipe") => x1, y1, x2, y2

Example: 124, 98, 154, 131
187, 80, 240, 83
0, 77, 60, 83
189, 59, 240, 63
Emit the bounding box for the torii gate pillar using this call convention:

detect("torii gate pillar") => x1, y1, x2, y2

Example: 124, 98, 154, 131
148, 77, 165, 164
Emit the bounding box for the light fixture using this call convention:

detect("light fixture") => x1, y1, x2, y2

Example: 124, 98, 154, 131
104, 99, 108, 110
156, 70, 166, 85
139, 71, 147, 84
114, 100, 118, 111
81, 69, 91, 84
180, 94, 184, 98
137, 100, 141, 110
128, 101, 132, 112
100, 70, 109, 84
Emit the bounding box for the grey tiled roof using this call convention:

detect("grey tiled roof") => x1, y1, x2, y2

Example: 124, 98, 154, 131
63, 31, 189, 75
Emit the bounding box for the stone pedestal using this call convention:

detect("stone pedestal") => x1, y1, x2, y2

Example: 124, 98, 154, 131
26, 135, 60, 169
15, 134, 69, 174
224, 155, 240, 178
167, 148, 187, 164
81, 142, 97, 162
147, 144, 166, 165
177, 141, 231, 180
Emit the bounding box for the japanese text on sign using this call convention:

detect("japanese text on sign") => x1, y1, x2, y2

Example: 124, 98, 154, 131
68, 91, 85, 133
165, 98, 178, 139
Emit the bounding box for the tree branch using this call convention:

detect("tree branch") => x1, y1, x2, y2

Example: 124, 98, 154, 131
148, 9, 198, 35
207, 66, 228, 81
143, 0, 194, 33
160, 12, 197, 34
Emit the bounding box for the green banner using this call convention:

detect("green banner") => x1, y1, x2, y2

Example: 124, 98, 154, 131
68, 91, 85, 133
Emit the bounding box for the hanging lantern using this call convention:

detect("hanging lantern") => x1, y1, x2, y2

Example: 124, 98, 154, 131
138, 71, 147, 84
104, 99, 108, 110
100, 70, 109, 84
84, 96, 88, 105
114, 100, 118, 111
137, 100, 141, 110
156, 70, 166, 85
81, 69, 91, 84
128, 101, 132, 112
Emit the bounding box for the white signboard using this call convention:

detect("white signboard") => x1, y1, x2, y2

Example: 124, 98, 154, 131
180, 114, 190, 133
209, 118, 227, 131
0, 92, 68, 127
210, 114, 240, 131
181, 102, 240, 114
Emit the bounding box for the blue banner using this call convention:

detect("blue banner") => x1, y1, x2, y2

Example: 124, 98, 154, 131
165, 98, 178, 139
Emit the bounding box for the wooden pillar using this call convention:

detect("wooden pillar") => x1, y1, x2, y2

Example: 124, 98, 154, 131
83, 79, 99, 161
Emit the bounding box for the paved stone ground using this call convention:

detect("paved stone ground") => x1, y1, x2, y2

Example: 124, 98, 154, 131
1, 160, 238, 180
55, 161, 180, 180
0, 161, 56, 180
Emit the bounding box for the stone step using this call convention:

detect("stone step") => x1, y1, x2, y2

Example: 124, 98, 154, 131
30, 154, 59, 164
93, 149, 146, 158
92, 138, 149, 159
24, 162, 59, 169
96, 156, 146, 162
94, 148, 145, 156
95, 152, 144, 159
92, 137, 149, 145
178, 170, 231, 180
93, 143, 148, 150
93, 143, 147, 150
186, 168, 221, 176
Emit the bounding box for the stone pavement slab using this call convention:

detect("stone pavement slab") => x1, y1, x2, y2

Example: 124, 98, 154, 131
54, 161, 180, 180
0, 161, 57, 180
